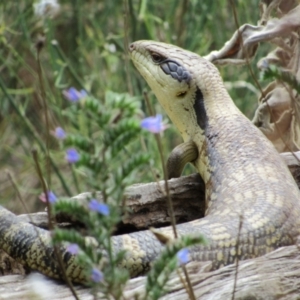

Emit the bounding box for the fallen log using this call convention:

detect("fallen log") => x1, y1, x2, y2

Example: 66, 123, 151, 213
1, 245, 300, 299
16, 151, 300, 231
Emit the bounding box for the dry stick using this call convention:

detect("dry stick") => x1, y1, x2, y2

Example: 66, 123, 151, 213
36, 36, 81, 300
175, 0, 189, 47
5, 170, 47, 247
141, 92, 173, 190
143, 94, 178, 238
155, 136, 178, 237
154, 132, 197, 298
6, 171, 29, 215
138, 93, 177, 226
260, 0, 281, 25
31, 149, 80, 300
176, 268, 190, 295
140, 93, 166, 182
36, 36, 51, 186
123, 0, 133, 96
154, 124, 196, 300
227, 2, 253, 298
121, 0, 135, 218
143, 94, 196, 300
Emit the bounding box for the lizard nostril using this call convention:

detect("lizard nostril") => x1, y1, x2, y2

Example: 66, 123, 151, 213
128, 43, 135, 52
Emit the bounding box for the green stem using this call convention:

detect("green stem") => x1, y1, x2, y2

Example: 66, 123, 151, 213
0, 77, 72, 196
70, 164, 80, 194
51, 40, 87, 90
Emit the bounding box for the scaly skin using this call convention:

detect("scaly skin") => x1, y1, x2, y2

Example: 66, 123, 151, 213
124, 40, 300, 274
0, 40, 300, 283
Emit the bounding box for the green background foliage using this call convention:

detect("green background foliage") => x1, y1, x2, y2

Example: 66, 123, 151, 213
0, 0, 265, 212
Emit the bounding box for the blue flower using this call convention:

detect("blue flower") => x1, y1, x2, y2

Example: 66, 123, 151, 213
48, 191, 58, 203
260, 59, 269, 70
140, 114, 167, 133
39, 191, 57, 204
88, 199, 110, 216
91, 268, 103, 283
65, 148, 80, 163
177, 248, 189, 265
66, 244, 79, 255
63, 87, 87, 102
53, 127, 66, 140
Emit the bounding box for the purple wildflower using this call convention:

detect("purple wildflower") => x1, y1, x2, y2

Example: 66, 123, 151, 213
65, 148, 80, 163
63, 87, 87, 102
140, 114, 167, 133
39, 191, 57, 204
88, 199, 110, 216
91, 268, 103, 283
66, 244, 79, 255
53, 127, 66, 140
177, 248, 189, 265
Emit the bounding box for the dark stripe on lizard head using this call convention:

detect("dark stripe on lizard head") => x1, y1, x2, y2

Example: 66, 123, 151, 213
193, 87, 207, 130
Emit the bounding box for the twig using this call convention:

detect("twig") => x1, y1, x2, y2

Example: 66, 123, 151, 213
32, 149, 80, 300
51, 40, 87, 91
175, 0, 189, 46
123, 0, 134, 96
36, 36, 51, 186
143, 93, 177, 238
143, 93, 197, 300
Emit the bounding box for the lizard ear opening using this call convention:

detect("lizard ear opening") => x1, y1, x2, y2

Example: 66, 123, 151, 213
176, 91, 188, 98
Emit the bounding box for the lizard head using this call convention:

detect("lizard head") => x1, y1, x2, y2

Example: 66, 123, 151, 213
129, 40, 215, 141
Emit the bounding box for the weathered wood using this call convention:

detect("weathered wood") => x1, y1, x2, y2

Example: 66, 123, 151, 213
0, 274, 92, 300
280, 151, 300, 166
18, 173, 205, 231
1, 245, 300, 299
17, 152, 300, 232
125, 245, 300, 299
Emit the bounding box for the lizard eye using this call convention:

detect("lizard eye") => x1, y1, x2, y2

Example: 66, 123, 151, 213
150, 52, 166, 64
